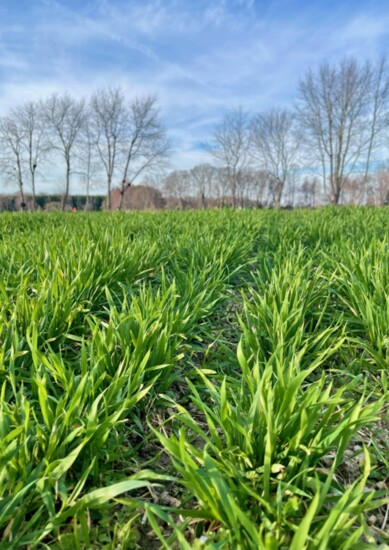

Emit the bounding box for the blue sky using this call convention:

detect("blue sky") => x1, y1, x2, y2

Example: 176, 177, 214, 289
0, 0, 389, 185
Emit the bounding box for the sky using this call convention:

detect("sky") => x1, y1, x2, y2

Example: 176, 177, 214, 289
0, 0, 389, 193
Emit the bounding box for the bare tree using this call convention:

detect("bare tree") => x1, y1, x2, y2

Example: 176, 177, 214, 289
374, 168, 389, 205
251, 108, 299, 208
363, 56, 389, 187
190, 163, 215, 208
12, 101, 48, 210
83, 123, 94, 211
210, 107, 251, 207
297, 58, 372, 204
0, 115, 27, 210
236, 168, 255, 207
163, 169, 190, 209
90, 87, 126, 210
0, 101, 48, 210
118, 96, 169, 210
212, 167, 230, 206
300, 176, 319, 207
75, 116, 100, 211
43, 93, 86, 210
250, 169, 268, 206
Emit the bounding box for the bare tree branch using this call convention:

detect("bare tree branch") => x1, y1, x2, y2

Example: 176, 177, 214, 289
42, 93, 86, 210
251, 108, 299, 208
209, 107, 251, 207
90, 87, 127, 210
118, 96, 170, 210
297, 58, 373, 204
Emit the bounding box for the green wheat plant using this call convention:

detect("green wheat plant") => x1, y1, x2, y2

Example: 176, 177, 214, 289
0, 208, 387, 548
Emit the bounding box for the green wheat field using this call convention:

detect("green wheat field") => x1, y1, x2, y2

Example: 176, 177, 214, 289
0, 208, 388, 549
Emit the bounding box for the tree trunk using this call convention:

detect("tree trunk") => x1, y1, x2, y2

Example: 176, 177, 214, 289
106, 173, 112, 210
18, 180, 26, 211
118, 180, 129, 211
332, 180, 341, 205
231, 181, 236, 208
85, 180, 91, 211
62, 160, 70, 211
16, 156, 26, 211
274, 180, 283, 209
31, 169, 37, 211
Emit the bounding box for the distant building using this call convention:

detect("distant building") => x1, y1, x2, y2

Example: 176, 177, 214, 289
110, 185, 165, 210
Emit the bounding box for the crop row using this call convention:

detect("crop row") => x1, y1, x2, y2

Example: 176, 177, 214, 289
0, 208, 387, 548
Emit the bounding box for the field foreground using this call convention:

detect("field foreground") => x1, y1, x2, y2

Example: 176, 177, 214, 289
0, 208, 388, 549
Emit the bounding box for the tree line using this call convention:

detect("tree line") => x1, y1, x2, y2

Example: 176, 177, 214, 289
1, 56, 389, 210
0, 89, 169, 210
197, 56, 389, 208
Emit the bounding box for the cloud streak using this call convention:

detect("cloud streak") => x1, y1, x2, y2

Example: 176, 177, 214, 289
0, 0, 388, 191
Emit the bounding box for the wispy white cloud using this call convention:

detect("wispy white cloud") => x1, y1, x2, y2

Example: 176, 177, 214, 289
0, 0, 388, 193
